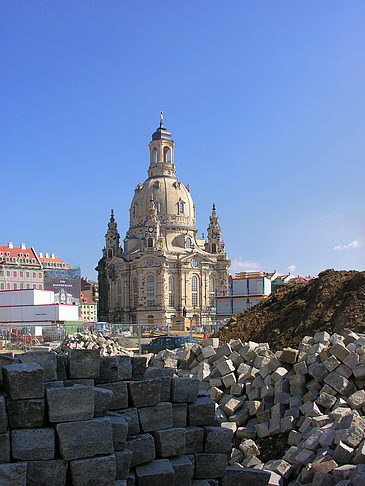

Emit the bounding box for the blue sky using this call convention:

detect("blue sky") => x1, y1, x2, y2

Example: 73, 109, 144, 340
1, 1, 364, 279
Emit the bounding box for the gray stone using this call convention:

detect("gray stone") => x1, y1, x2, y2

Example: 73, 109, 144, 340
94, 387, 113, 417
126, 433, 155, 467
20, 351, 57, 381
0, 462, 27, 486
195, 453, 227, 479
12, 428, 54, 460
115, 449, 133, 480
44, 380, 64, 389
169, 455, 193, 486
135, 458, 174, 486
189, 397, 215, 426
0, 397, 7, 434
154, 427, 186, 457
110, 408, 140, 436
160, 376, 172, 401
222, 466, 273, 485
128, 379, 161, 407
0, 356, 18, 386
64, 378, 94, 387
7, 398, 44, 428
131, 356, 147, 380
46, 385, 94, 422
186, 426, 204, 453
26, 459, 68, 486
204, 426, 233, 454
69, 349, 100, 379
70, 454, 116, 486
333, 441, 354, 464
171, 377, 199, 403
98, 356, 132, 383
324, 372, 352, 395
56, 417, 113, 460
97, 381, 128, 409
3, 363, 44, 400
0, 433, 9, 463
173, 402, 187, 427
56, 354, 67, 381
109, 415, 128, 450
138, 402, 173, 432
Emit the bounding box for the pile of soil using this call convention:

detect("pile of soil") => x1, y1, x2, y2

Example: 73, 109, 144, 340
216, 269, 365, 351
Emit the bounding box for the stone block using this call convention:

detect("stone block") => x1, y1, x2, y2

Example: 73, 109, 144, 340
0, 397, 7, 434
281, 347, 299, 364
56, 354, 67, 381
109, 415, 128, 450
348, 390, 365, 409
324, 372, 352, 395
3, 363, 44, 400
70, 454, 116, 486
94, 387, 113, 417
97, 381, 128, 410
217, 359, 235, 376
203, 337, 219, 348
135, 458, 174, 486
160, 376, 172, 401
115, 449, 133, 480
46, 385, 94, 422
239, 439, 259, 457
185, 426, 204, 453
69, 349, 100, 379
169, 455, 193, 486
56, 417, 113, 460
111, 408, 140, 436
126, 433, 155, 467
131, 356, 147, 380
188, 397, 215, 426
0, 462, 27, 486
128, 379, 161, 407
353, 438, 365, 464
222, 466, 272, 485
204, 426, 233, 454
7, 398, 44, 428
171, 377, 199, 403
138, 402, 173, 432
26, 459, 68, 486
12, 428, 54, 460
98, 356, 132, 383
0, 433, 9, 463
330, 343, 350, 362
222, 372, 236, 388
202, 345, 216, 359
353, 364, 365, 380
154, 427, 186, 457
20, 352, 57, 381
195, 453, 227, 479
64, 378, 94, 387
333, 441, 354, 464
173, 403, 187, 427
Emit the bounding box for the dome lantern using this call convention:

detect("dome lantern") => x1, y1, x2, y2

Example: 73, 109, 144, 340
148, 112, 176, 178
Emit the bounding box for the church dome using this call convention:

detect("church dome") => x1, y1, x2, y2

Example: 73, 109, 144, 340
130, 175, 195, 228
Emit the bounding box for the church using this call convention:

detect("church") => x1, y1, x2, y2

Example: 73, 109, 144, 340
96, 116, 230, 324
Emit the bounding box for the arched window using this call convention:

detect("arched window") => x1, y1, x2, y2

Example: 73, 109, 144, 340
186, 237, 192, 248
192, 275, 198, 308
108, 249, 113, 258
133, 277, 138, 307
132, 205, 137, 218
118, 279, 122, 294
178, 201, 185, 214
211, 243, 217, 253
147, 238, 153, 248
169, 275, 175, 307
153, 148, 158, 164
163, 146, 171, 163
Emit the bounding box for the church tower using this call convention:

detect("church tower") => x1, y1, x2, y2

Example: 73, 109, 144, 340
206, 203, 225, 255
104, 210, 120, 259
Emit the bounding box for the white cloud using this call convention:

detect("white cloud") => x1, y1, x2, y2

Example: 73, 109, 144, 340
288, 265, 296, 274
230, 258, 263, 274
333, 240, 359, 251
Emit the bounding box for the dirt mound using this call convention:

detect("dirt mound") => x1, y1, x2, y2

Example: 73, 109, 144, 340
216, 269, 365, 351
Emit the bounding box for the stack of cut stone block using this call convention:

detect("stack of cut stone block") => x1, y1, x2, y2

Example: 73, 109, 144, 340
148, 331, 365, 485
0, 348, 237, 485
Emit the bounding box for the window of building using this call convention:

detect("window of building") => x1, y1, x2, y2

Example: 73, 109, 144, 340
38, 284, 43, 289
178, 201, 185, 214
13, 271, 17, 277
26, 284, 30, 289
6, 271, 10, 277
20, 283, 23, 289
0, 271, 3, 276
26, 272, 29, 278
133, 277, 138, 307
7, 284, 10, 290
33, 284, 36, 289
146, 259, 154, 267
19, 271, 23, 277
192, 257, 198, 268
33, 272, 36, 278
146, 275, 154, 292
13, 283, 17, 290
118, 279, 122, 295
168, 275, 175, 307
212, 243, 217, 253
186, 237, 192, 248
192, 275, 198, 307
209, 277, 215, 306
147, 238, 153, 248
0, 283, 4, 290
147, 293, 154, 307
38, 273, 42, 278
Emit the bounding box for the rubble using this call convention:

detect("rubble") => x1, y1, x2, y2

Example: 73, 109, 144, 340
148, 329, 365, 484
57, 329, 134, 356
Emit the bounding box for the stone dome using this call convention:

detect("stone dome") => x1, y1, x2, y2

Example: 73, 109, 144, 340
129, 175, 195, 229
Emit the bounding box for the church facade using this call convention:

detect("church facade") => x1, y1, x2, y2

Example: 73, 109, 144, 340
96, 118, 230, 324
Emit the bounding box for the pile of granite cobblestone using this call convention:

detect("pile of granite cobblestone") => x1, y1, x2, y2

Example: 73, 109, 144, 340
148, 330, 365, 485
0, 348, 270, 486
57, 330, 134, 356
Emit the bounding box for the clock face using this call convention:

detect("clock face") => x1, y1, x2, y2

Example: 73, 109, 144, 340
148, 226, 154, 233
212, 233, 217, 239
